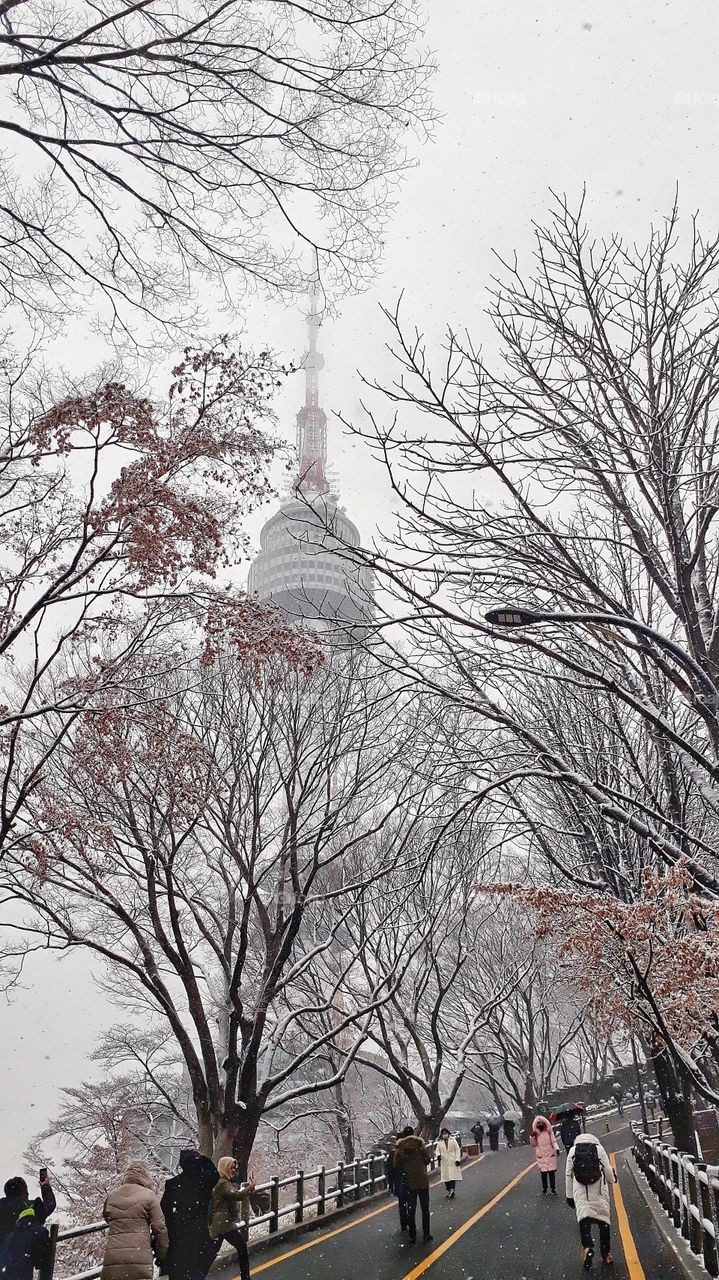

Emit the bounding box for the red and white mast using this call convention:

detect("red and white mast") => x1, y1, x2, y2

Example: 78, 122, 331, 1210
295, 266, 329, 494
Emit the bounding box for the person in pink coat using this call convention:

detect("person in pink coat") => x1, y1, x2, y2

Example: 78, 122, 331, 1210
530, 1115, 560, 1196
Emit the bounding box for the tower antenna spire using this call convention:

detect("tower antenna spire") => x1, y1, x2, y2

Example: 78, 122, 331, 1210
296, 255, 328, 494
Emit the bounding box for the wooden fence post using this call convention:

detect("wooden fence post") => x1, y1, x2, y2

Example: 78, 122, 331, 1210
697, 1164, 719, 1276
269, 1176, 280, 1233
45, 1222, 59, 1280
295, 1169, 304, 1225
318, 1166, 326, 1217
337, 1162, 345, 1209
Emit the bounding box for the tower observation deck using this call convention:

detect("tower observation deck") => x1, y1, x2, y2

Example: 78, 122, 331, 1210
247, 276, 374, 629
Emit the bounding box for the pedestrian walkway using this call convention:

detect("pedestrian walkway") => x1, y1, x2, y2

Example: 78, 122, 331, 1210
214, 1122, 687, 1280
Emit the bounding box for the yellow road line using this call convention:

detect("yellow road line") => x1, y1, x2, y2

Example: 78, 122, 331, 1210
400, 1162, 533, 1279
236, 1156, 485, 1276
610, 1153, 646, 1279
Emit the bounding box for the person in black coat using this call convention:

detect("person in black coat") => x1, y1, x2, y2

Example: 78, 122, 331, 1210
559, 1113, 582, 1153
470, 1122, 484, 1154
0, 1178, 56, 1246
160, 1151, 219, 1280
0, 1205, 51, 1280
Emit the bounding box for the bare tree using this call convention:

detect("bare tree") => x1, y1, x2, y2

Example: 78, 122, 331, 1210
348, 819, 525, 1137
467, 906, 588, 1137
0, 0, 434, 329
336, 197, 719, 889
1, 645, 475, 1172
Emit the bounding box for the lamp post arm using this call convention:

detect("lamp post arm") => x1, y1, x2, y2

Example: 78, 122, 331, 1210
531, 610, 719, 712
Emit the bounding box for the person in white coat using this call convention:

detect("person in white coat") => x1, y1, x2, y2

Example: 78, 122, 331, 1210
565, 1132, 617, 1269
436, 1128, 462, 1199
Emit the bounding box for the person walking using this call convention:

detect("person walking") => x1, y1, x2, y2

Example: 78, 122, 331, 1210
435, 1128, 462, 1199
470, 1121, 484, 1154
503, 1118, 516, 1148
160, 1151, 219, 1280
208, 1158, 255, 1280
530, 1115, 560, 1196
611, 1083, 624, 1117
389, 1139, 410, 1233
0, 1205, 51, 1280
487, 1117, 502, 1152
0, 1176, 56, 1245
560, 1113, 583, 1154
565, 1131, 617, 1269
101, 1162, 168, 1280
392, 1127, 433, 1245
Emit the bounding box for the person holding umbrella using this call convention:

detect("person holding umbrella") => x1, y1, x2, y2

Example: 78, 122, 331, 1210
553, 1104, 584, 1154
503, 1113, 519, 1148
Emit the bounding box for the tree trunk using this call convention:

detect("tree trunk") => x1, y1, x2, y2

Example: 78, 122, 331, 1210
652, 1045, 696, 1155
196, 1102, 215, 1159
334, 1080, 355, 1163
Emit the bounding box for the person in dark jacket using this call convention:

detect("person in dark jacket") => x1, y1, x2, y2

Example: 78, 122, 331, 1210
392, 1128, 433, 1245
470, 1121, 484, 1154
503, 1118, 516, 1148
0, 1178, 56, 1246
388, 1139, 410, 1233
487, 1118, 502, 1152
0, 1205, 51, 1280
560, 1114, 583, 1154
160, 1152, 219, 1280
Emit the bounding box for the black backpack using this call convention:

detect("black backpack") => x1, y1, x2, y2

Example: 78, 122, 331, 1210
572, 1141, 602, 1186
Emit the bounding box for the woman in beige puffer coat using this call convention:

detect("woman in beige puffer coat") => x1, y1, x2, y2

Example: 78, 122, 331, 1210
101, 1162, 169, 1280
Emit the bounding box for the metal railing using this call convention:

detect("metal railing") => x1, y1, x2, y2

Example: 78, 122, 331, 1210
633, 1130, 719, 1277
51, 1151, 442, 1280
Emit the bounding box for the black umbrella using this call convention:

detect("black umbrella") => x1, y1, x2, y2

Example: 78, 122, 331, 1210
551, 1102, 585, 1119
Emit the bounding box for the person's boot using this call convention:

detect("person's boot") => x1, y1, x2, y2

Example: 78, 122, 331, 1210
583, 1246, 594, 1270
423, 1234, 434, 1243
601, 1254, 614, 1266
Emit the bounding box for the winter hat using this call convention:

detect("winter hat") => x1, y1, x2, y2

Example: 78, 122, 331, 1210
217, 1157, 236, 1179
3, 1178, 28, 1198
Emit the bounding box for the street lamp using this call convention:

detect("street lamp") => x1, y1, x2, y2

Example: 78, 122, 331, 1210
484, 605, 719, 715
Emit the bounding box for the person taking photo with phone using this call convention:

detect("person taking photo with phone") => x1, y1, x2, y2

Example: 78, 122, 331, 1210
0, 1170, 56, 1245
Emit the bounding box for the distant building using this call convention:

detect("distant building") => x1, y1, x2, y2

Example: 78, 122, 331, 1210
248, 274, 374, 629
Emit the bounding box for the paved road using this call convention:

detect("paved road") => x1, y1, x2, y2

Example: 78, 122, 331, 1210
216, 1120, 683, 1280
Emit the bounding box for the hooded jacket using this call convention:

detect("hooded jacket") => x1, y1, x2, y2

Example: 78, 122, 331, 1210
530, 1117, 560, 1172
207, 1161, 252, 1242
101, 1163, 169, 1280
160, 1152, 219, 1280
392, 1137, 431, 1191
565, 1133, 616, 1225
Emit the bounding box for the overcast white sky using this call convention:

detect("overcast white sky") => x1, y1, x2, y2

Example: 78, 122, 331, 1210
4, 0, 719, 1179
